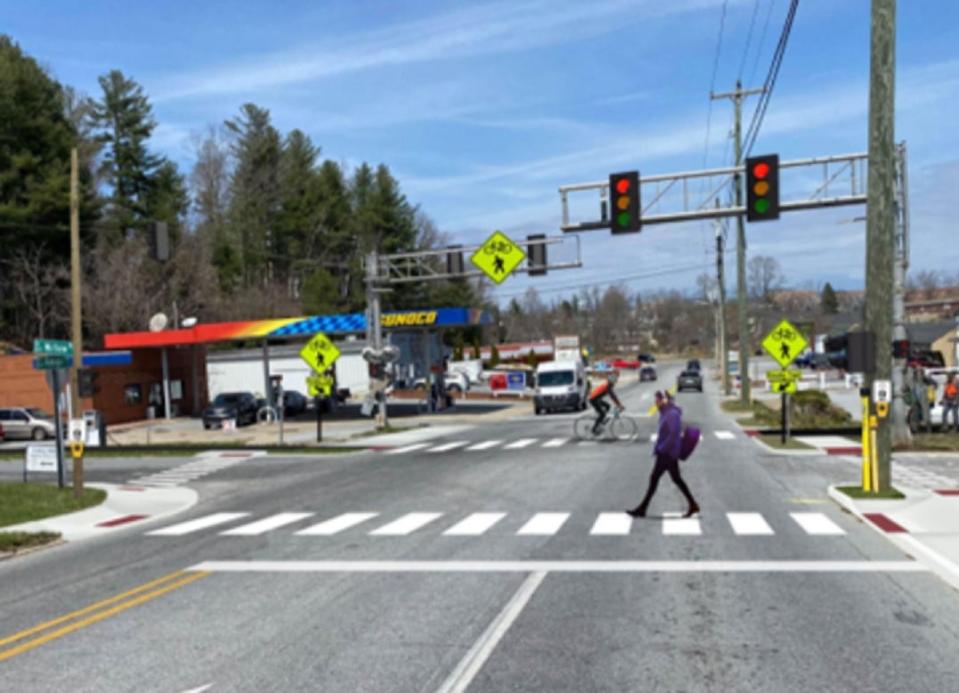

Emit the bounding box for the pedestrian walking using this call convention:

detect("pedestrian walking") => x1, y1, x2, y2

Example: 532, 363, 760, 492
942, 372, 959, 433
627, 391, 700, 518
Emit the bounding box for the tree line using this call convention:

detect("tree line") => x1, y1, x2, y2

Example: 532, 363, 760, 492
0, 35, 483, 349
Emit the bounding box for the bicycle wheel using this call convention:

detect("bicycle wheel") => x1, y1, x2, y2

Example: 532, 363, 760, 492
574, 415, 600, 440
609, 416, 638, 441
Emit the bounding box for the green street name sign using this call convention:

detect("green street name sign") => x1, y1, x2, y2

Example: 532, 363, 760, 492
33, 355, 71, 370
33, 338, 74, 356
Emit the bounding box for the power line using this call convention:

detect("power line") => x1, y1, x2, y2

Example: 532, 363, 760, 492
742, 0, 800, 157
746, 0, 777, 89
701, 0, 729, 173
738, 0, 762, 80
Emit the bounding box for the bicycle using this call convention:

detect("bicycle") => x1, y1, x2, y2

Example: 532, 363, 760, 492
573, 406, 637, 441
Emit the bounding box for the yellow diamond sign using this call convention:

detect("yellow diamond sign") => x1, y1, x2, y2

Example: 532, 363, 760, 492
762, 319, 808, 368
471, 230, 526, 284
300, 332, 340, 373
770, 379, 798, 394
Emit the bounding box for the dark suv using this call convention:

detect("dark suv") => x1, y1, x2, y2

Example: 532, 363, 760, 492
202, 392, 258, 429
677, 370, 703, 392
686, 359, 702, 372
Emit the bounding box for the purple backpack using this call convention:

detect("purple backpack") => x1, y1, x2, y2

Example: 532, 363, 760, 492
679, 426, 701, 461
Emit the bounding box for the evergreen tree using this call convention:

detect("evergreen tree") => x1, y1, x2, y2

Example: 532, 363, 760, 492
821, 282, 839, 314
144, 159, 189, 245
277, 129, 321, 284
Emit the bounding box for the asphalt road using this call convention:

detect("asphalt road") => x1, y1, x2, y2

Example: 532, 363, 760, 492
3, 362, 959, 692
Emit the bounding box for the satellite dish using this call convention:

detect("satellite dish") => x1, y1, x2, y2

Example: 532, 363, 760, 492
148, 313, 169, 332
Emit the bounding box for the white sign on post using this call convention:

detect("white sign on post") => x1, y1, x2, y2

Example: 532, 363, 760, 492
26, 444, 58, 473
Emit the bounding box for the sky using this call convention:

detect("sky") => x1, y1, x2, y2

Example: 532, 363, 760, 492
4, 0, 958, 304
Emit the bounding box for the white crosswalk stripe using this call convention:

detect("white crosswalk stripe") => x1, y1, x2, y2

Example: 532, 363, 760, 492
428, 442, 469, 453
517, 513, 569, 535
714, 431, 736, 440
370, 513, 443, 535
542, 438, 568, 448
147, 512, 249, 536
726, 512, 774, 535
504, 438, 538, 450
385, 443, 430, 455
465, 440, 502, 451
296, 513, 378, 536
662, 512, 701, 536
221, 513, 315, 536
443, 513, 506, 536
590, 513, 632, 535
790, 512, 845, 536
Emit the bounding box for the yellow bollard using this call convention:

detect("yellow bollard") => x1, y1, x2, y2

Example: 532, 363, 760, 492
861, 396, 872, 492
869, 415, 880, 495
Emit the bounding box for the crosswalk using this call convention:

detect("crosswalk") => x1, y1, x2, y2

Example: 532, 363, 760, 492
384, 431, 740, 456
128, 451, 262, 488
146, 509, 846, 539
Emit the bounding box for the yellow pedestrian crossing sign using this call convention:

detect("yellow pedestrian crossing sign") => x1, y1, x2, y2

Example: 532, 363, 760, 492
306, 373, 334, 398
471, 230, 526, 284
771, 380, 798, 394
762, 319, 808, 368
300, 332, 340, 373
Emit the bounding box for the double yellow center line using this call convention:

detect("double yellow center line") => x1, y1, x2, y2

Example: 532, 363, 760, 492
0, 569, 209, 662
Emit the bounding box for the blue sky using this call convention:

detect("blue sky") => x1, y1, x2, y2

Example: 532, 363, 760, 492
4, 0, 958, 302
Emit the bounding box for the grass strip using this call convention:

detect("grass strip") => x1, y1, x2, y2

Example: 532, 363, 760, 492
836, 485, 906, 500
0, 484, 106, 528
0, 531, 61, 553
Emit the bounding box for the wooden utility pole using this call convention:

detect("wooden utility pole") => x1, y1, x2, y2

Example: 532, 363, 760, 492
69, 148, 84, 497
864, 0, 896, 492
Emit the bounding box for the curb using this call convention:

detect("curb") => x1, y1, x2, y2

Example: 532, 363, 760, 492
0, 537, 67, 562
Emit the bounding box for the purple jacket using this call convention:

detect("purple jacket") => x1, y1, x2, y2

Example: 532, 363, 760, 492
654, 403, 683, 460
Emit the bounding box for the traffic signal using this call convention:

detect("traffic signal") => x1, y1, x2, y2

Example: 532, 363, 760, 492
527, 234, 547, 276
149, 221, 170, 261
608, 171, 640, 233
892, 339, 910, 359
745, 154, 780, 222
77, 368, 99, 397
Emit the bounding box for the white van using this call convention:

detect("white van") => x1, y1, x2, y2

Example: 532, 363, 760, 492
534, 360, 588, 415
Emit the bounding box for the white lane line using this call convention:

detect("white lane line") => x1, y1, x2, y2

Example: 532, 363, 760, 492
369, 512, 443, 536
791, 512, 846, 536
147, 512, 250, 536
180, 685, 213, 693
714, 430, 736, 440
465, 440, 502, 451
662, 512, 702, 536
726, 512, 774, 536
443, 513, 507, 536
504, 438, 538, 450
435, 571, 547, 693
385, 443, 430, 455
542, 438, 568, 448
189, 560, 928, 574
428, 441, 469, 453
517, 513, 569, 536
590, 513, 632, 535
221, 512, 315, 536
295, 513, 378, 536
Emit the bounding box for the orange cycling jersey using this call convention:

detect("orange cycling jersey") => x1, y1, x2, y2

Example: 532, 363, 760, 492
946, 383, 959, 400
590, 381, 611, 400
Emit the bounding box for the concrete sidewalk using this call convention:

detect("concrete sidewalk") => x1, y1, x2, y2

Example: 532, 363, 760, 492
830, 485, 959, 591
1, 482, 197, 543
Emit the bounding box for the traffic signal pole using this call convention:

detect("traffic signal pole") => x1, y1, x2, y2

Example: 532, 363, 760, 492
69, 148, 84, 497
865, 0, 896, 492
711, 82, 765, 404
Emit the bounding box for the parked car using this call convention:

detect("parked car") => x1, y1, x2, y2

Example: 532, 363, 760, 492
413, 371, 470, 393
0, 421, 5, 441
281, 390, 308, 417
640, 365, 657, 382
686, 359, 702, 372
0, 407, 55, 441
611, 358, 641, 370
202, 392, 258, 429
638, 353, 656, 363
677, 370, 703, 392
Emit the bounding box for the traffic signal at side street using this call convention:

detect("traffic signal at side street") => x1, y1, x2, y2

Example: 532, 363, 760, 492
608, 171, 640, 233
745, 154, 780, 222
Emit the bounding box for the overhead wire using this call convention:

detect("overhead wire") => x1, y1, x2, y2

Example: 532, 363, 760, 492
737, 0, 762, 80
746, 0, 777, 89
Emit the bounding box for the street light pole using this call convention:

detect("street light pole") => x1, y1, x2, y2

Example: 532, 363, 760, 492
69, 148, 84, 498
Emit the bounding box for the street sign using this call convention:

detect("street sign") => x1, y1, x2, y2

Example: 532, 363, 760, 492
307, 373, 334, 398
770, 380, 798, 394
761, 319, 808, 368
25, 444, 58, 473
470, 230, 526, 284
33, 355, 71, 370
33, 338, 73, 356
299, 332, 341, 373
766, 369, 802, 382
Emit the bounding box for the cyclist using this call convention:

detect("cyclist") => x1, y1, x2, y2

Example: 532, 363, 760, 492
589, 371, 624, 434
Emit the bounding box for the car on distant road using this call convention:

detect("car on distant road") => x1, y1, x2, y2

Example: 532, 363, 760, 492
677, 370, 703, 392
638, 353, 656, 363
0, 407, 55, 440
202, 392, 258, 429
413, 371, 470, 394
611, 358, 641, 370
686, 359, 702, 372
639, 365, 657, 382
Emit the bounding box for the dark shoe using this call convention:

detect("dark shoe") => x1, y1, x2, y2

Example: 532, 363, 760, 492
626, 506, 646, 518
683, 503, 700, 518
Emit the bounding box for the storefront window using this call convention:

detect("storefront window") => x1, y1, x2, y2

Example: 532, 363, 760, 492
124, 384, 142, 405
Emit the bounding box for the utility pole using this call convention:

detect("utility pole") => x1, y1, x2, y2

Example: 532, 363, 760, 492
712, 81, 765, 404
366, 251, 389, 429
69, 148, 84, 498
864, 0, 896, 492
891, 141, 911, 447
715, 206, 730, 396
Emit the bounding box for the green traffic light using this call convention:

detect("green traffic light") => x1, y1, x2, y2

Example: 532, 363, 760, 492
754, 199, 769, 214
617, 211, 631, 227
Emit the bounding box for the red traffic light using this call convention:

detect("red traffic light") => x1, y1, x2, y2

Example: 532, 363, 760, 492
615, 178, 630, 194
752, 162, 770, 179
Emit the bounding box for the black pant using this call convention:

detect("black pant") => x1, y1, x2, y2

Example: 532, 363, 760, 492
637, 454, 697, 511
591, 397, 610, 421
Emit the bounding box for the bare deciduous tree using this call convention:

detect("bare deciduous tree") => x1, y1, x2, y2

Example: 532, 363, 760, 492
6, 247, 70, 341
747, 255, 783, 301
